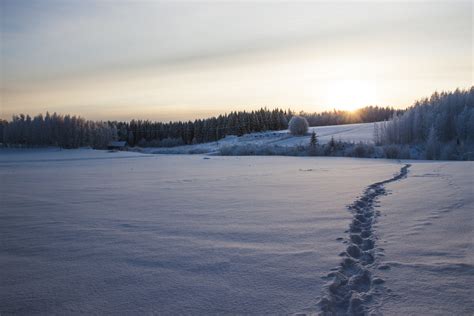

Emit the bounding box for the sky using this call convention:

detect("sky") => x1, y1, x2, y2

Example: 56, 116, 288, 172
1, 0, 472, 122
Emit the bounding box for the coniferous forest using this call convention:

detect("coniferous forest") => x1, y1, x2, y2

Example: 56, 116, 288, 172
375, 87, 474, 160
0, 106, 400, 148
1, 87, 472, 160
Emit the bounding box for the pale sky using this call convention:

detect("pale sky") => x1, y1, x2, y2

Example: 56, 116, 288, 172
1, 0, 472, 121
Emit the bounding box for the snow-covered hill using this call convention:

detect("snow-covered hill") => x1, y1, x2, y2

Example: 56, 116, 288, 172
140, 122, 376, 154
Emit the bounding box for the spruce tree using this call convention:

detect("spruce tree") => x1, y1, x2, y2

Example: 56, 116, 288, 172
308, 130, 318, 156
310, 130, 318, 147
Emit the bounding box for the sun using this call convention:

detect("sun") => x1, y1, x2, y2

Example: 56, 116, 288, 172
325, 80, 377, 111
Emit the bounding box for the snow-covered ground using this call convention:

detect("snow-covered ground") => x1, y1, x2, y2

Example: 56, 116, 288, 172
0, 147, 151, 163
376, 161, 474, 315
141, 122, 376, 154
0, 149, 472, 314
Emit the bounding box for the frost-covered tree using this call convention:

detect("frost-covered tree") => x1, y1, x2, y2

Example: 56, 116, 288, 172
375, 87, 474, 160
2, 113, 117, 148
300, 106, 402, 126
288, 116, 309, 135
376, 87, 474, 146
425, 126, 440, 160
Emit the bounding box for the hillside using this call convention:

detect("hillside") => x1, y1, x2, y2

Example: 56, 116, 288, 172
140, 122, 376, 155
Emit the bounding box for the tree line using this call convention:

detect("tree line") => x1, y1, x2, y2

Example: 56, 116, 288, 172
121, 108, 290, 147
0, 112, 117, 149
0, 105, 401, 149
375, 87, 474, 159
300, 106, 403, 127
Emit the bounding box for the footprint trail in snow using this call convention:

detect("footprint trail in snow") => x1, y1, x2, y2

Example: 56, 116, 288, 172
318, 164, 411, 315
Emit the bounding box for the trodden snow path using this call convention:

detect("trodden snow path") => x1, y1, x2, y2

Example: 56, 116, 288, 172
318, 164, 411, 315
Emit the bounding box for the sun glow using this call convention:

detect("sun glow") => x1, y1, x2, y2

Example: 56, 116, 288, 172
325, 80, 377, 111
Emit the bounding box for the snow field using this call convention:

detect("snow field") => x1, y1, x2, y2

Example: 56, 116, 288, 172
376, 161, 474, 315
1, 149, 472, 315
0, 149, 400, 314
